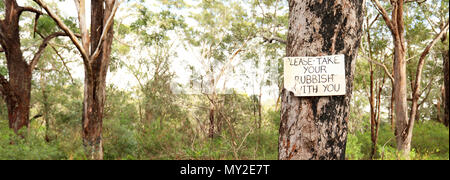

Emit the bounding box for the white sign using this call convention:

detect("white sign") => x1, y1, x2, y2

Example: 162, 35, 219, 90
284, 55, 346, 97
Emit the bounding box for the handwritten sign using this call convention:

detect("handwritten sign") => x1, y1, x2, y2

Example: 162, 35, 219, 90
284, 55, 346, 97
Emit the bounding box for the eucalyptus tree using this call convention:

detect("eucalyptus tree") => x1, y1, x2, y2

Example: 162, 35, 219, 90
33, 0, 121, 159
358, 2, 395, 159
248, 0, 288, 113
184, 0, 257, 138
444, 49, 449, 127
371, 0, 449, 157
279, 0, 363, 160
0, 0, 75, 134
124, 2, 186, 129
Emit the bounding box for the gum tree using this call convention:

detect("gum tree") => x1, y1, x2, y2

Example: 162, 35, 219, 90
279, 0, 364, 160
371, 0, 449, 157
33, 0, 121, 159
0, 0, 71, 134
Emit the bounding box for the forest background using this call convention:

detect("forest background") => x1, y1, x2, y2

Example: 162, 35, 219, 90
0, 0, 448, 160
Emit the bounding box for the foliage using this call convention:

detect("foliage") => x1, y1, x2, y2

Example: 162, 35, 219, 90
346, 122, 449, 160
0, 0, 448, 160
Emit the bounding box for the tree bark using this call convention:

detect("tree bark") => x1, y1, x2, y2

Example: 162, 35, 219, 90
393, 35, 410, 157
444, 50, 449, 127
0, 0, 36, 134
390, 86, 395, 131
81, 0, 115, 160
33, 0, 119, 159
208, 102, 215, 138
371, 0, 412, 158
279, 0, 363, 160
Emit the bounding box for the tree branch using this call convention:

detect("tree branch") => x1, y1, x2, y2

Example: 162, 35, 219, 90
364, 57, 395, 84
19, 6, 44, 15
19, 6, 44, 38
418, 76, 434, 107
408, 20, 449, 133
30, 32, 70, 72
371, 0, 395, 32
32, 0, 92, 75
91, 0, 122, 61
263, 36, 286, 44
74, 0, 90, 56
412, 20, 449, 95
49, 44, 75, 84
404, 0, 427, 4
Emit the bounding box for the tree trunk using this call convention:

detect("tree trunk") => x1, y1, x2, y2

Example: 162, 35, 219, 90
436, 94, 441, 123
6, 64, 31, 135
40, 73, 51, 142
279, 0, 363, 160
369, 56, 377, 159
81, 0, 114, 160
0, 0, 32, 134
208, 102, 215, 138
444, 50, 449, 127
390, 86, 395, 131
393, 36, 411, 157
258, 89, 263, 129
372, 0, 411, 158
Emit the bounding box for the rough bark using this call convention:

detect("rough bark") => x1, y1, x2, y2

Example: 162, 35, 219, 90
0, 0, 43, 134
444, 50, 449, 127
80, 0, 115, 160
279, 0, 363, 160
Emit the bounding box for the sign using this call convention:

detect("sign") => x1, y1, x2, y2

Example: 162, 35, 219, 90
284, 54, 346, 97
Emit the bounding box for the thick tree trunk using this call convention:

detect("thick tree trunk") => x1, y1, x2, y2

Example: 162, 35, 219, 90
81, 0, 114, 160
0, 0, 32, 134
6, 67, 31, 134
5, 51, 32, 134
279, 0, 363, 160
444, 50, 449, 127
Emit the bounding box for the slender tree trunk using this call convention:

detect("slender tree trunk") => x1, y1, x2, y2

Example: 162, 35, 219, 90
444, 50, 449, 127
279, 0, 363, 160
393, 36, 411, 157
369, 58, 377, 159
390, 86, 395, 131
40, 73, 51, 142
208, 101, 215, 138
258, 87, 263, 130
436, 94, 441, 123
374, 0, 411, 157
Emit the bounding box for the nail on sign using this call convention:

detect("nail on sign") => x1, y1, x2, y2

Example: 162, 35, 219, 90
284, 54, 346, 97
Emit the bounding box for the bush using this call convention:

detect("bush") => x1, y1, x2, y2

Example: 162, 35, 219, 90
346, 121, 449, 160
0, 126, 64, 160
